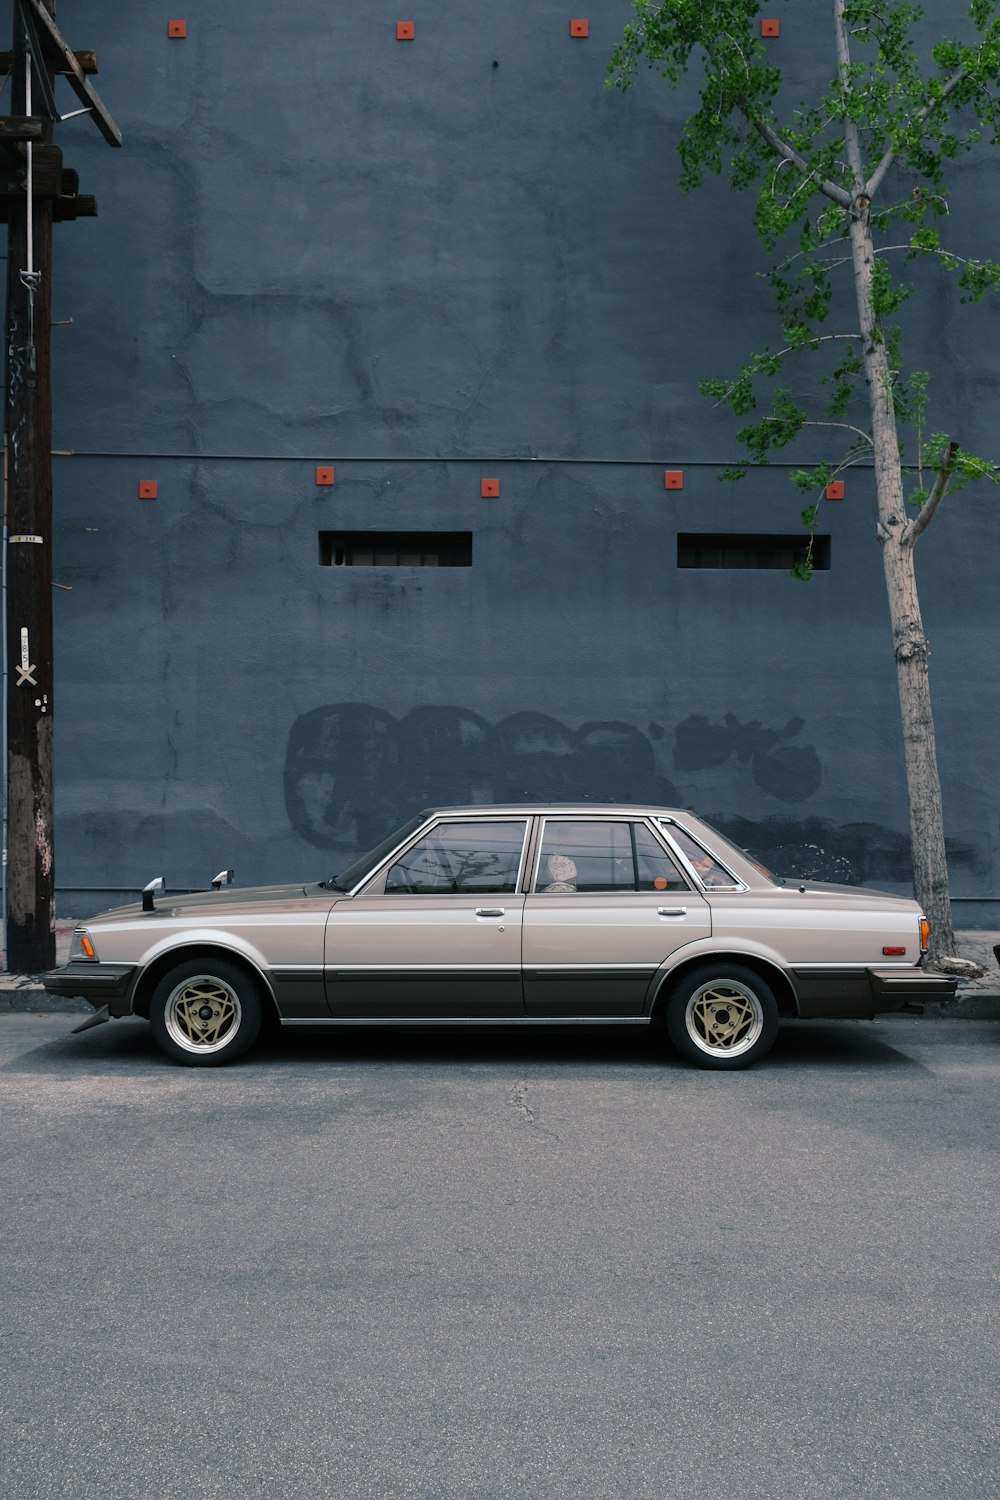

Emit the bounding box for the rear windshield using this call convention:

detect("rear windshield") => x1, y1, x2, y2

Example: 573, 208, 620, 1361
685, 818, 780, 884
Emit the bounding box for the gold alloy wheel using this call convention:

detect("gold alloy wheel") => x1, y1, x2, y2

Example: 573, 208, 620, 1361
164, 975, 243, 1054
686, 980, 764, 1058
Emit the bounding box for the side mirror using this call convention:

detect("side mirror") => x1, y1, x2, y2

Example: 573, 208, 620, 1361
142, 876, 165, 913
211, 869, 234, 891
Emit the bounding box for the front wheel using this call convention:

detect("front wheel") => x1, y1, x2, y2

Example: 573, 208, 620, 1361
149, 958, 266, 1066
664, 964, 779, 1070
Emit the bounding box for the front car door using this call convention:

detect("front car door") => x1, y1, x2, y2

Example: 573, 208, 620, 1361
522, 817, 711, 1017
324, 816, 529, 1017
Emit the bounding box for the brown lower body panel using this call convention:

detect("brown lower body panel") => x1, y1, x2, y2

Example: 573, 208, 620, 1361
324, 969, 524, 1018
792, 966, 958, 1019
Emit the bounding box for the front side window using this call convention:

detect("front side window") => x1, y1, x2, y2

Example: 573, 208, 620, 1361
534, 821, 687, 894
385, 820, 527, 895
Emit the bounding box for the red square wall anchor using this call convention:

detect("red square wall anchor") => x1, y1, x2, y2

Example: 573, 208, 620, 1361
663, 470, 684, 490
570, 19, 589, 37
315, 466, 335, 487
481, 479, 500, 498
396, 21, 415, 39
825, 480, 845, 499
138, 480, 158, 499
760, 19, 780, 37
167, 20, 187, 38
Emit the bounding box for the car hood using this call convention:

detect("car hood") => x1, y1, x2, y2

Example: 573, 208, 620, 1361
91, 882, 316, 921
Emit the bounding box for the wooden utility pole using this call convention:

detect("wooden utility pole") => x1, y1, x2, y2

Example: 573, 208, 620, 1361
2, 0, 119, 971
4, 13, 54, 972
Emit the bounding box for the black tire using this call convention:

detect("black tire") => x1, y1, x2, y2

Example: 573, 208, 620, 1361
664, 963, 779, 1070
148, 958, 265, 1066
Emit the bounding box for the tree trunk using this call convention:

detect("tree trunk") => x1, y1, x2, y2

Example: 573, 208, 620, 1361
848, 208, 956, 960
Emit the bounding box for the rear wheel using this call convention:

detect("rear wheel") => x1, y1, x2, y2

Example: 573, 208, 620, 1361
665, 964, 779, 1070
149, 958, 265, 1066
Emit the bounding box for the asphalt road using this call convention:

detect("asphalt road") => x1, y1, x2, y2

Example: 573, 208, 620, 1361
1, 1015, 997, 1500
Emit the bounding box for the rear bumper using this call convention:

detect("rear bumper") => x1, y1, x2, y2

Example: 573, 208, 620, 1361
792, 965, 957, 1019
42, 963, 137, 1017
866, 967, 958, 1011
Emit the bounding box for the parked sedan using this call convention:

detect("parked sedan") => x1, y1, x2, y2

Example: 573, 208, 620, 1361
43, 805, 956, 1068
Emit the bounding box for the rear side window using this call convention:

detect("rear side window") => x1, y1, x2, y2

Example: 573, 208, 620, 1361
385, 820, 527, 895
534, 821, 688, 894
633, 824, 689, 891
668, 825, 741, 889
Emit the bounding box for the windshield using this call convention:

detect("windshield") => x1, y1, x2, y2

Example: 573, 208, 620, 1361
323, 813, 430, 891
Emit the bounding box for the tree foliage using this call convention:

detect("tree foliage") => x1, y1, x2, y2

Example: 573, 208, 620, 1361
609, 0, 1000, 573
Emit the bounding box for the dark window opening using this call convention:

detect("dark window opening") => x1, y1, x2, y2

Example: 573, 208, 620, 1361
319, 531, 472, 567
677, 533, 831, 570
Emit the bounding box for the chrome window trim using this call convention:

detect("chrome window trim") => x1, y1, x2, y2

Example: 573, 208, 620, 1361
531, 815, 646, 895
652, 817, 748, 893
351, 813, 532, 898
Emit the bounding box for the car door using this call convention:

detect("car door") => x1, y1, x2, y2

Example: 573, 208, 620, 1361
522, 817, 711, 1017
324, 817, 529, 1017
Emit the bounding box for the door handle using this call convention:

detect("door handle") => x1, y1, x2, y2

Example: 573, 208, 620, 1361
657, 907, 687, 917
475, 907, 505, 918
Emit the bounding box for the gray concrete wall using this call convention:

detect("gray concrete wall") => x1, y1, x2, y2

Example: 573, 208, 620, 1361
24, 2, 999, 919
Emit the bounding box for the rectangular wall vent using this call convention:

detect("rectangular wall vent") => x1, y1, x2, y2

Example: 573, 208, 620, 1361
319, 531, 472, 567
677, 533, 831, 570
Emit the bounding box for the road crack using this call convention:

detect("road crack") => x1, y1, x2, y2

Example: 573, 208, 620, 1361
508, 1079, 534, 1121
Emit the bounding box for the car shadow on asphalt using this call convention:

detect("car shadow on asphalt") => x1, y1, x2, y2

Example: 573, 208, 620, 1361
1, 1014, 935, 1075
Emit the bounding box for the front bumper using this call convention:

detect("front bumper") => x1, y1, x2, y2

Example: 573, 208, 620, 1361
42, 963, 138, 1017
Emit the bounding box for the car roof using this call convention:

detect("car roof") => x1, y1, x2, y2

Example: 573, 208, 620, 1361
422, 804, 690, 818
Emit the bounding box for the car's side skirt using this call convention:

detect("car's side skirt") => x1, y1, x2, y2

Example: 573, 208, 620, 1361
280, 1015, 652, 1027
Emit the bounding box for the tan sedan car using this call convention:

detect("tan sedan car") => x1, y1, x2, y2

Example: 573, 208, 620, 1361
43, 805, 956, 1068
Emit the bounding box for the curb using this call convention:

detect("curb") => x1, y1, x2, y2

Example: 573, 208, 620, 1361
0, 983, 89, 1015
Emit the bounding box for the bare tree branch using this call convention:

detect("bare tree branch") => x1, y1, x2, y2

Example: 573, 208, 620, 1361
866, 69, 971, 201
906, 440, 959, 541
709, 334, 863, 406
749, 116, 853, 207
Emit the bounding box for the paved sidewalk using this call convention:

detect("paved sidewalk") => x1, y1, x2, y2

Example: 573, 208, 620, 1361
1, 920, 997, 1017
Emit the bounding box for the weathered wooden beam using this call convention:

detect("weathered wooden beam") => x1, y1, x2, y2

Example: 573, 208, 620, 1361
17, 2, 120, 146
0, 49, 98, 75
52, 191, 96, 222
0, 160, 97, 221
0, 115, 46, 141
0, 141, 62, 197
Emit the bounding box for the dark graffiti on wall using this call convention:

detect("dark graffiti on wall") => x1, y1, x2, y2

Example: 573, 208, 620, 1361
285, 705, 678, 852
712, 814, 975, 886
284, 702, 977, 884
674, 714, 822, 803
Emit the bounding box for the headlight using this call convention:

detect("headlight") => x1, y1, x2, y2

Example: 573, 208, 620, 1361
70, 927, 99, 962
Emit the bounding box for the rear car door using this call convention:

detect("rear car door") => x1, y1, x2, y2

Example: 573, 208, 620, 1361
324, 817, 528, 1017
522, 817, 711, 1017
